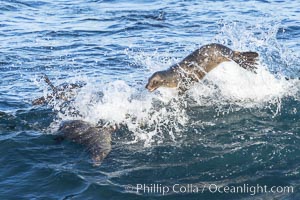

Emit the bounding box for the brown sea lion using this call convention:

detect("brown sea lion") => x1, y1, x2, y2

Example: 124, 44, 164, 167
56, 120, 117, 165
145, 43, 259, 92
32, 75, 85, 105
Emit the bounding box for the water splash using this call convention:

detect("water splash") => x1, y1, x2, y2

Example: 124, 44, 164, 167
214, 20, 300, 77
34, 20, 300, 146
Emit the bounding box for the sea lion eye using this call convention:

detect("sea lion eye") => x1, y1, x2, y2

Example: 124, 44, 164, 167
152, 80, 158, 85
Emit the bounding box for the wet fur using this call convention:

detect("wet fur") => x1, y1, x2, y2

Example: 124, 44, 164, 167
57, 120, 116, 165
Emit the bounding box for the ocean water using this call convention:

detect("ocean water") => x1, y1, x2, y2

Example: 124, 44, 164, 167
1, 0, 300, 199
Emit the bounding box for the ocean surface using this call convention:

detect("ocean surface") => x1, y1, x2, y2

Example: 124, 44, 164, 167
1, 0, 300, 199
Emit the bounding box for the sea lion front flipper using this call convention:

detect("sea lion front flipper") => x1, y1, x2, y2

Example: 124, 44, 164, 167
233, 51, 259, 73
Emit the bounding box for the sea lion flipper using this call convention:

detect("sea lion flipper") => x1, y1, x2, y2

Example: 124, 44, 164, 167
32, 75, 86, 106
233, 51, 259, 73
32, 75, 58, 106
43, 74, 58, 94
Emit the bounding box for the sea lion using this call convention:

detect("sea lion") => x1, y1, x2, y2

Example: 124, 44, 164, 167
145, 43, 259, 92
32, 75, 85, 105
56, 120, 117, 165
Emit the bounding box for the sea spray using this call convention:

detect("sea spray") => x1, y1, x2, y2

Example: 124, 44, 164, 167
33, 20, 300, 146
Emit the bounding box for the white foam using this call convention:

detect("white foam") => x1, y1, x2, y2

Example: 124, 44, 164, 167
202, 61, 292, 102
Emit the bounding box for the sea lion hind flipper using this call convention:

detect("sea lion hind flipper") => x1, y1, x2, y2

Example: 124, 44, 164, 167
32, 75, 58, 106
42, 74, 58, 93
233, 51, 259, 73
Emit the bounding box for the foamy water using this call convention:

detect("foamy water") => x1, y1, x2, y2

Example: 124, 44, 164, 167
39, 44, 300, 145
34, 19, 300, 146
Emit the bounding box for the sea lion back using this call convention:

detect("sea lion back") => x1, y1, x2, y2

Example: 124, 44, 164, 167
57, 120, 114, 165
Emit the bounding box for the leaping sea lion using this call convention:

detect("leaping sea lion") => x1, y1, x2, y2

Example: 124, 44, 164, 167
56, 120, 117, 165
145, 43, 259, 92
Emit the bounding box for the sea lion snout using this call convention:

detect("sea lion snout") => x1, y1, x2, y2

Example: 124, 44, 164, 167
145, 81, 151, 91
145, 81, 157, 92
145, 72, 161, 92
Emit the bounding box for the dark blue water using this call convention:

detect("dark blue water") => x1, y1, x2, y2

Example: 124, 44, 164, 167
1, 0, 300, 199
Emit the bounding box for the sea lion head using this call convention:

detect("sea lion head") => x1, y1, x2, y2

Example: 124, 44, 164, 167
146, 70, 179, 92
145, 71, 163, 92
